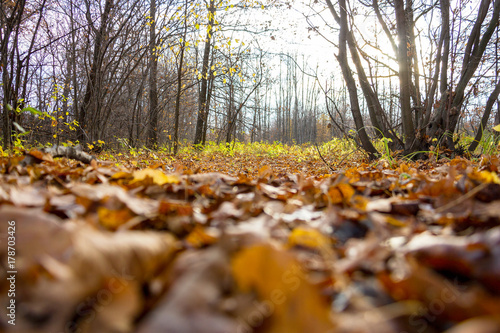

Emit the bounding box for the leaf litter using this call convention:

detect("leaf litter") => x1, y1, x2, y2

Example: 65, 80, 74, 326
1, 151, 500, 332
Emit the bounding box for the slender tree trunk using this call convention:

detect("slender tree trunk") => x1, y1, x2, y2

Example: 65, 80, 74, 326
194, 0, 215, 145
406, 0, 422, 128
69, 0, 79, 128
468, 77, 500, 152
395, 0, 415, 151
423, 0, 449, 129
1, 33, 12, 149
428, 0, 500, 147
446, 0, 500, 137
202, 75, 214, 144
1, 0, 26, 149
147, 0, 159, 149
173, 0, 188, 154
329, 6, 390, 139
79, 0, 113, 144
226, 84, 234, 143
496, 29, 500, 127
326, 0, 378, 159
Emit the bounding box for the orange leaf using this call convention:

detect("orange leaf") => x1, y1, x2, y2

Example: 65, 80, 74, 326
98, 207, 134, 230
327, 183, 355, 204
231, 244, 334, 332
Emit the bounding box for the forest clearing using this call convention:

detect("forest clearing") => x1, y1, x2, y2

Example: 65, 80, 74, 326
2, 0, 500, 332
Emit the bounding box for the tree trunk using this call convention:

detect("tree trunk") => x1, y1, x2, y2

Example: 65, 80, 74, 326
326, 0, 378, 159
202, 74, 214, 144
423, 0, 449, 129
395, 0, 415, 151
468, 77, 500, 152
1, 0, 26, 149
173, 0, 188, 155
194, 0, 215, 145
329, 6, 391, 140
69, 0, 79, 130
147, 0, 159, 149
78, 0, 113, 144
446, 0, 500, 139
428, 0, 500, 148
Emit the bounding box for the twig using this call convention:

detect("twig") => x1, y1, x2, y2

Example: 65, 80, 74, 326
335, 147, 362, 169
315, 143, 336, 173
434, 182, 488, 214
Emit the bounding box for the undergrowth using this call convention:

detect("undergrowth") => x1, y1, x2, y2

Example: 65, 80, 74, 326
1, 132, 499, 171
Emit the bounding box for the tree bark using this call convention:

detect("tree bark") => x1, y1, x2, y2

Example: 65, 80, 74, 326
395, 0, 415, 151
78, 0, 113, 144
173, 0, 188, 154
428, 0, 500, 148
423, 0, 449, 129
446, 0, 500, 137
329, 3, 391, 139
326, 0, 378, 159
1, 0, 26, 149
147, 0, 159, 149
194, 0, 215, 146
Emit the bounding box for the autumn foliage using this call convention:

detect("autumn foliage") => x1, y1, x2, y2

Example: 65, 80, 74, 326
1, 145, 500, 332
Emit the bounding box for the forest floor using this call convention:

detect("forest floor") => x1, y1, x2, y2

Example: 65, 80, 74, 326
1, 141, 500, 333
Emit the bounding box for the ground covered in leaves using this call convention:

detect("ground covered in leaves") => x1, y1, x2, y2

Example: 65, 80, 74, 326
2, 146, 500, 333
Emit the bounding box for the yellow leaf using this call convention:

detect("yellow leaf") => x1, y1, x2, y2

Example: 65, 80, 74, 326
470, 171, 500, 184
231, 244, 334, 332
288, 227, 332, 252
111, 171, 132, 180
195, 23, 200, 29
327, 183, 355, 204
386, 216, 407, 227
132, 169, 180, 185
185, 225, 219, 248
98, 207, 134, 230
493, 124, 500, 132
